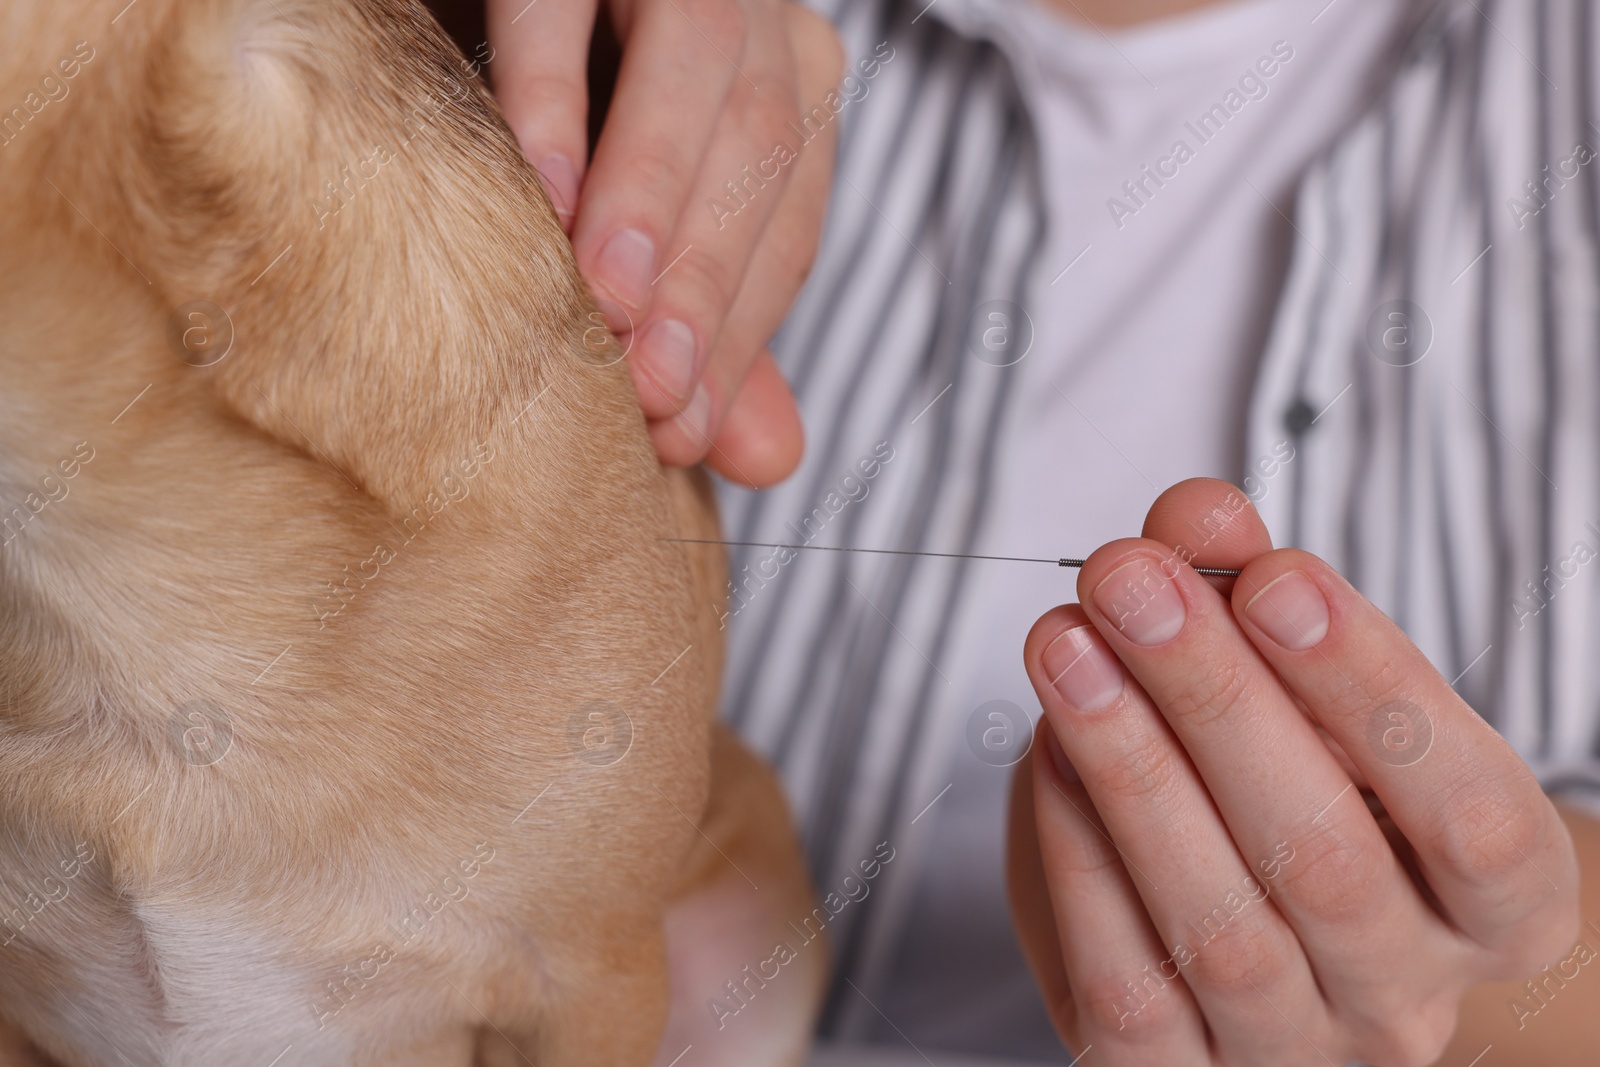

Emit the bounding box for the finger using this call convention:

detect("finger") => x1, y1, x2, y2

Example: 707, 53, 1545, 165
623, 12, 806, 434
693, 350, 804, 486
1005, 733, 1080, 1050
1230, 547, 1581, 970
651, 3, 841, 452
1026, 604, 1330, 1065
1118, 482, 1471, 1060
571, 0, 742, 327
487, 0, 597, 228
1142, 482, 1369, 810
1022, 697, 1210, 1063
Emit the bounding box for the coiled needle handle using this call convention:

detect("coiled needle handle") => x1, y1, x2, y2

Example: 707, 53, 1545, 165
1057, 557, 1241, 578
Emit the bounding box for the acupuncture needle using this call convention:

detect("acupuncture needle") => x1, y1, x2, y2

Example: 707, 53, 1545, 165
660, 538, 1243, 578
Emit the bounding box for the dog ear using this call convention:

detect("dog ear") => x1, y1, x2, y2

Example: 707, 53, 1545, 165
15, 0, 593, 507
168, 0, 590, 504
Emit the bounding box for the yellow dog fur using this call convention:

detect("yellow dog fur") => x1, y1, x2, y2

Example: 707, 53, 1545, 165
0, 1, 825, 1063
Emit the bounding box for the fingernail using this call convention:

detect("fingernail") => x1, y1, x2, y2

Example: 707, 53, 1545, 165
1244, 571, 1329, 650
1044, 724, 1080, 784
1092, 558, 1186, 646
676, 382, 713, 444
1040, 625, 1123, 711
535, 153, 579, 220
640, 319, 698, 401
596, 228, 656, 309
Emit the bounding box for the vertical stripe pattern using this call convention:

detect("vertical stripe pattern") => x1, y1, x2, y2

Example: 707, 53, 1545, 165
712, 0, 1047, 1032
1249, 0, 1600, 798
715, 0, 1600, 1043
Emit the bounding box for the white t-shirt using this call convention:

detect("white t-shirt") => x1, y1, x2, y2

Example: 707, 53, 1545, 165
855, 0, 1416, 1056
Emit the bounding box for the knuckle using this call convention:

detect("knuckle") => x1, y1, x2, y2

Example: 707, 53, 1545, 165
741, 85, 802, 146
626, 148, 696, 207
501, 74, 587, 126
1180, 915, 1293, 998
793, 98, 836, 138
1427, 778, 1548, 887
1160, 658, 1252, 730
1091, 742, 1186, 809
661, 247, 740, 320
1076, 979, 1137, 1035
1321, 659, 1411, 727
1271, 821, 1388, 926
762, 218, 822, 291
1039, 806, 1124, 881
1077, 972, 1184, 1041
1419, 778, 1580, 965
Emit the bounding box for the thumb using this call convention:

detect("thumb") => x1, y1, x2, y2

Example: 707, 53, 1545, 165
1140, 477, 1272, 595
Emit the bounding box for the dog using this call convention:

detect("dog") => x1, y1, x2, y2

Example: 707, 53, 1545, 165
0, 1, 825, 1063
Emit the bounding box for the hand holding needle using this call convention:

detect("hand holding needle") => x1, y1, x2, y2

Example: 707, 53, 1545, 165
660, 538, 1243, 578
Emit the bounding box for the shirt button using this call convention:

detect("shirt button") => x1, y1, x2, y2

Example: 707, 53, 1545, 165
1283, 398, 1317, 436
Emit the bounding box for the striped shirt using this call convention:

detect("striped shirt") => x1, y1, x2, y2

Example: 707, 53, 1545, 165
715, 0, 1600, 1055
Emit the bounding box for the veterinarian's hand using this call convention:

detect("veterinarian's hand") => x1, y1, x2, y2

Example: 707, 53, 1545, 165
487, 0, 843, 486
1006, 478, 1581, 1066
